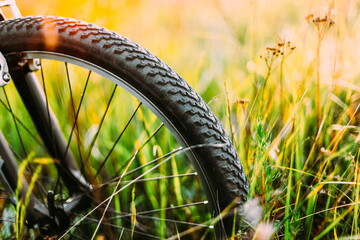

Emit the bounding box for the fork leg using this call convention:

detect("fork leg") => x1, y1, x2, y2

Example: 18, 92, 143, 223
0, 129, 24, 201
0, 130, 50, 227
9, 60, 92, 195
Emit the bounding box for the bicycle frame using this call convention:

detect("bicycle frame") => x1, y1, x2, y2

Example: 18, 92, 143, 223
0, 0, 22, 18
0, 0, 93, 234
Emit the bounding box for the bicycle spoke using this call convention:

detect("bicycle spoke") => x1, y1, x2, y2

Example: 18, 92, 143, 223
62, 70, 91, 163
91, 143, 141, 239
112, 123, 164, 176
2, 88, 47, 201
39, 61, 67, 201
166, 224, 212, 240
82, 204, 211, 238
0, 98, 48, 154
109, 143, 220, 197
83, 217, 163, 240
65, 63, 85, 165
70, 222, 94, 240
67, 233, 88, 240
103, 208, 211, 228
107, 201, 209, 219
136, 122, 164, 154
99, 201, 210, 232
118, 228, 124, 239
119, 172, 197, 184
68, 193, 209, 231
94, 102, 142, 179
132, 215, 210, 228
2, 88, 28, 158
84, 84, 117, 163
0, 50, 219, 239
59, 147, 178, 239
40, 60, 57, 157
98, 146, 183, 189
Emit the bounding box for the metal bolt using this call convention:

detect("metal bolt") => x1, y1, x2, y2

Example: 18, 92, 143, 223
28, 59, 41, 71
2, 73, 10, 82
34, 59, 41, 67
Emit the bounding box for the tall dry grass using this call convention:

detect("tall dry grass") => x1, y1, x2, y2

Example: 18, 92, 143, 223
0, 0, 360, 239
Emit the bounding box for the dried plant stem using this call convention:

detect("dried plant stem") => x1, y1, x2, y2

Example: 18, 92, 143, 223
280, 58, 284, 121
303, 4, 337, 172
316, 36, 322, 129
262, 53, 275, 92
224, 81, 236, 146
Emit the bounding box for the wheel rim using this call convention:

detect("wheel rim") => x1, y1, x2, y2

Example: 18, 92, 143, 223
0, 51, 218, 239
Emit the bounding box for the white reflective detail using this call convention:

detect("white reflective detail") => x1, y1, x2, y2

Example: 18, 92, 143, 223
0, 51, 10, 87
0, 0, 22, 18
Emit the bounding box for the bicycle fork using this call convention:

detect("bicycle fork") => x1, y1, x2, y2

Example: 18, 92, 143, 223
0, 54, 93, 236
0, 0, 93, 235
0, 130, 51, 228
0, 53, 94, 235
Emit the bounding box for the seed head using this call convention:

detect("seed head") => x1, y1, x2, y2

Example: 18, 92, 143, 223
253, 222, 274, 240
234, 98, 250, 105
241, 198, 263, 226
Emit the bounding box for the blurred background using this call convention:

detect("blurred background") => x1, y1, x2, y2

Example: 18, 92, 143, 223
10, 0, 326, 97
9, 0, 358, 114
8, 0, 358, 105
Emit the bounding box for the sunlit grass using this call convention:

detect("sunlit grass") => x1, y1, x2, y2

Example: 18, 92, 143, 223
0, 0, 360, 239
0, 57, 213, 239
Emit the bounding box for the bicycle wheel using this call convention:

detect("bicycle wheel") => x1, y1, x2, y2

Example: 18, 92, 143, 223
0, 16, 248, 239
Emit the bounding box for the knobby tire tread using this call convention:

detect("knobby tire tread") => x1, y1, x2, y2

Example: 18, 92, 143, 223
0, 16, 249, 237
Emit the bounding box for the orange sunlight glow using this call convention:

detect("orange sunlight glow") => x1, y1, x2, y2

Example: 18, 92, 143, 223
41, 19, 60, 51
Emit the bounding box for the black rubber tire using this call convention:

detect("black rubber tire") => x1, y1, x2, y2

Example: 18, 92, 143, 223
0, 16, 249, 238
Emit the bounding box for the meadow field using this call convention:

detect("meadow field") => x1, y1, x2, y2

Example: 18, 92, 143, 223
0, 0, 360, 239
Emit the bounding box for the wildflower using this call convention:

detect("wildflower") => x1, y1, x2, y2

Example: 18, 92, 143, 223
306, 12, 335, 40
261, 37, 296, 69
305, 14, 314, 24
233, 98, 250, 105
241, 198, 263, 226
253, 222, 274, 240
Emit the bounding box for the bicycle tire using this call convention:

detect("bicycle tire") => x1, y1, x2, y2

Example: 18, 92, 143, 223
0, 16, 249, 239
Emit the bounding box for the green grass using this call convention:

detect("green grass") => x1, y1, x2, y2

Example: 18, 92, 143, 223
0, 60, 213, 239
1, 0, 360, 239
